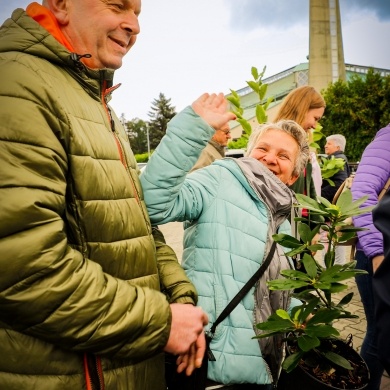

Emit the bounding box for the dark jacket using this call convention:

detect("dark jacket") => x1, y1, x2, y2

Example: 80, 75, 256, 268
372, 189, 390, 375
0, 8, 196, 389
321, 151, 350, 202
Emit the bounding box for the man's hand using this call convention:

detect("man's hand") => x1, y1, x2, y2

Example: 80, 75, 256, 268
192, 93, 236, 130
164, 304, 208, 356
373, 255, 384, 273
176, 331, 206, 376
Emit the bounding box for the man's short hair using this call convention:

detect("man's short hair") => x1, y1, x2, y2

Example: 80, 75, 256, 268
326, 134, 346, 152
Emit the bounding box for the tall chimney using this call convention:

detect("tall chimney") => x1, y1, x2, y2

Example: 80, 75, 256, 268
309, 0, 346, 92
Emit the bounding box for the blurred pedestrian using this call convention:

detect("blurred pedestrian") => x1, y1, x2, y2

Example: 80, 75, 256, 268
190, 122, 232, 172
321, 134, 350, 265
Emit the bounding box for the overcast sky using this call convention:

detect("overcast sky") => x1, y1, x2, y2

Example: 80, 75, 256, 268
1, 1, 390, 120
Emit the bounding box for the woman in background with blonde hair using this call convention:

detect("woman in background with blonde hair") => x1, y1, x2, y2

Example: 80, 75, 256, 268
274, 86, 325, 273
274, 85, 325, 200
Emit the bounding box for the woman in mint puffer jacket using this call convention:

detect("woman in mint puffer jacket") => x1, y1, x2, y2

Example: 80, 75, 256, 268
141, 99, 309, 388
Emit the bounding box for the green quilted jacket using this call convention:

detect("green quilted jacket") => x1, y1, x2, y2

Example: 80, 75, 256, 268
0, 8, 197, 390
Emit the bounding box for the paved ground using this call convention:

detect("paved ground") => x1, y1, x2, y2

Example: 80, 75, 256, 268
159, 221, 390, 389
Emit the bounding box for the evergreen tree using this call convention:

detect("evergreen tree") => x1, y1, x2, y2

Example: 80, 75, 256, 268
321, 69, 390, 161
148, 93, 176, 149
125, 118, 149, 155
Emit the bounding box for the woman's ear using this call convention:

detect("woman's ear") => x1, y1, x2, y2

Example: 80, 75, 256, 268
287, 174, 299, 187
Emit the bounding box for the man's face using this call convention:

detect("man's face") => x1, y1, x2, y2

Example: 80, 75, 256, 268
324, 139, 339, 155
212, 123, 231, 147
58, 0, 141, 69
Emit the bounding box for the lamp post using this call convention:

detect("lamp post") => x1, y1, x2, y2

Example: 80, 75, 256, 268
146, 126, 151, 160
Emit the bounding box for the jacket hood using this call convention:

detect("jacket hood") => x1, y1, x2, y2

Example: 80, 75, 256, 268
215, 157, 296, 229
0, 8, 116, 97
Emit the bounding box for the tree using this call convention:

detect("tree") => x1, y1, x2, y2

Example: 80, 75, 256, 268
148, 93, 176, 150
321, 69, 390, 162
124, 117, 149, 155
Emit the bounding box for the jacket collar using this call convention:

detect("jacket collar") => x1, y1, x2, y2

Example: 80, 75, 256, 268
26, 2, 74, 52
1, 7, 116, 97
208, 139, 226, 156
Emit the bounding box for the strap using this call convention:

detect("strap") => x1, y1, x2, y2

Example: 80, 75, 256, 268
209, 241, 277, 335
378, 177, 390, 201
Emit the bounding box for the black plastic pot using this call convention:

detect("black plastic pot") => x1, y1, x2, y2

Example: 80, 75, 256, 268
277, 338, 369, 390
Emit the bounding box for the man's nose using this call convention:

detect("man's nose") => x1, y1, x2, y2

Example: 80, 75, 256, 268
122, 13, 140, 35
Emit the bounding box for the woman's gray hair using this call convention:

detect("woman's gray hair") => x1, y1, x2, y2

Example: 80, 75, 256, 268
245, 120, 310, 177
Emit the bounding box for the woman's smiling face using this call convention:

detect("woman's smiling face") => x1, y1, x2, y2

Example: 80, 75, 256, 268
249, 129, 299, 186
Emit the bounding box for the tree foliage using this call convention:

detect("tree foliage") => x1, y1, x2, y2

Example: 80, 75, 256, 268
321, 69, 390, 162
124, 117, 149, 155
148, 93, 176, 150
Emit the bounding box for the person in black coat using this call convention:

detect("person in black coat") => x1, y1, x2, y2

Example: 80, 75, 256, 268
372, 189, 390, 375
321, 134, 351, 202
320, 134, 351, 265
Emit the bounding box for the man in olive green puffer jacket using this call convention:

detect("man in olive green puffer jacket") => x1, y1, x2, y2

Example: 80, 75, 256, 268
0, 1, 210, 389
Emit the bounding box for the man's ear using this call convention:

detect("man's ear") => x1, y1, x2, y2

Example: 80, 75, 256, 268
46, 0, 70, 25
287, 174, 299, 187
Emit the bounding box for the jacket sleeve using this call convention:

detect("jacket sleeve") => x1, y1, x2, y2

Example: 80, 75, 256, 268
152, 227, 198, 305
140, 106, 216, 224
352, 128, 390, 259
0, 58, 172, 359
372, 190, 390, 373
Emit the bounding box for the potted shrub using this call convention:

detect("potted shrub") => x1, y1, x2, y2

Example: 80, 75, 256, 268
255, 189, 372, 389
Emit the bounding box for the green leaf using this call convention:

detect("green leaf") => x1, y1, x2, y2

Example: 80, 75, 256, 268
337, 292, 353, 306
272, 233, 302, 248
251, 66, 259, 80
304, 324, 339, 338
264, 96, 274, 110
301, 253, 317, 279
307, 244, 324, 252
298, 223, 312, 243
256, 105, 267, 124
307, 309, 341, 325
328, 283, 349, 293
268, 279, 309, 290
247, 80, 260, 94
280, 269, 312, 281
319, 265, 344, 281
226, 96, 240, 108
276, 309, 291, 320
284, 244, 307, 257
282, 351, 304, 373
298, 335, 320, 351
323, 351, 353, 370
255, 318, 293, 332
298, 298, 320, 323
237, 119, 252, 135
259, 83, 268, 101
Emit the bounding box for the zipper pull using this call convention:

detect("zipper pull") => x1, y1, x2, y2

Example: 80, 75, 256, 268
107, 106, 115, 132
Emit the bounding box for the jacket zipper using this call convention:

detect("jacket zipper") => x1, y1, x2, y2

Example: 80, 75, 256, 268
83, 353, 104, 390
101, 82, 142, 206
101, 81, 151, 232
